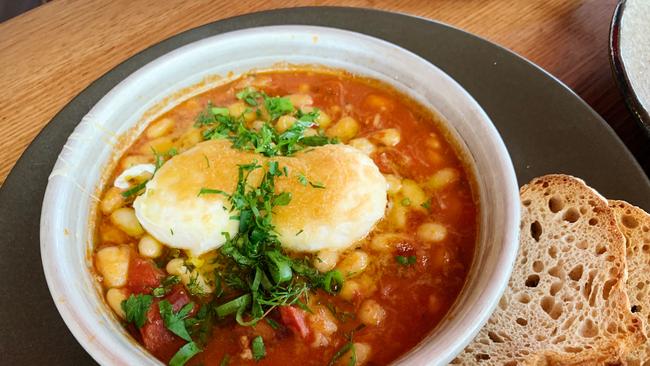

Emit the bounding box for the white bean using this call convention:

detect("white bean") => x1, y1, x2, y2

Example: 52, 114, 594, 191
358, 299, 386, 326
275, 115, 297, 132
100, 187, 125, 215
145, 118, 175, 139
348, 138, 375, 155
327, 116, 359, 142
427, 168, 459, 190
138, 235, 163, 258
313, 250, 339, 273
384, 175, 402, 196
110, 207, 144, 237
401, 179, 428, 207
417, 222, 448, 242
106, 287, 128, 319
337, 250, 369, 277
371, 128, 401, 146
96, 245, 130, 287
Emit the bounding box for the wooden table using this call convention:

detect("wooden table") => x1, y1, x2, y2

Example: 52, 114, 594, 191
1, 0, 648, 186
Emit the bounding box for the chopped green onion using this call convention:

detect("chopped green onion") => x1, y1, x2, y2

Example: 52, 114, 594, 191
396, 255, 417, 266
265, 251, 293, 284
121, 180, 148, 198
321, 270, 344, 294
211, 107, 229, 116
169, 341, 202, 366
215, 294, 251, 318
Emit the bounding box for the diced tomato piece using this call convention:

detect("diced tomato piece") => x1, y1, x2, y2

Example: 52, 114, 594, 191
279, 306, 310, 339
140, 301, 186, 363
127, 257, 164, 294
166, 285, 198, 316
139, 285, 196, 363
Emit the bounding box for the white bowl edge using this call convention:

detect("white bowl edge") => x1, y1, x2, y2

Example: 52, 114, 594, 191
40, 25, 520, 366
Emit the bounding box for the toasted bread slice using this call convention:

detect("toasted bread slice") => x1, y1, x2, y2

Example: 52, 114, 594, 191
610, 200, 650, 365
451, 175, 643, 365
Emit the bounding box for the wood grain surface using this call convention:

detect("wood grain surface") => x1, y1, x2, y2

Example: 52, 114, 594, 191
0, 0, 648, 186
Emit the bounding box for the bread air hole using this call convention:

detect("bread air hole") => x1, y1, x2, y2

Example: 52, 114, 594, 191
487, 331, 505, 343
595, 244, 607, 255
548, 196, 564, 213
516, 317, 528, 326
564, 346, 583, 353
568, 265, 583, 281
622, 214, 639, 229
525, 274, 540, 288
631, 305, 641, 313
532, 260, 544, 272
530, 221, 542, 242
522, 199, 531, 207
550, 281, 563, 296
517, 293, 531, 304
563, 207, 580, 223
540, 296, 563, 320
579, 318, 598, 338
602, 279, 616, 300
588, 218, 598, 226
548, 245, 558, 259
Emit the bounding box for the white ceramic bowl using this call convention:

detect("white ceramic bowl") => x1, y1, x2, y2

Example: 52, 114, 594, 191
40, 25, 520, 365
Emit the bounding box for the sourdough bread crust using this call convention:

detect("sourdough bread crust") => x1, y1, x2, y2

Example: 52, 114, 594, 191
610, 200, 650, 365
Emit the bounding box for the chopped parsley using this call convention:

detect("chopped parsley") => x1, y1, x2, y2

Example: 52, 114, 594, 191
159, 300, 194, 341
251, 336, 266, 361
121, 294, 153, 328
195, 87, 337, 157
152, 275, 180, 297
400, 197, 411, 207
421, 199, 431, 210
201, 161, 343, 326
396, 255, 417, 266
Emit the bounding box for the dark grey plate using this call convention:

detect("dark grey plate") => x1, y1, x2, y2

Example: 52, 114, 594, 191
1, 7, 648, 365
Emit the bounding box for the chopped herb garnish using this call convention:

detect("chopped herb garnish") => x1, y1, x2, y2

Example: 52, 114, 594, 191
264, 96, 294, 121
187, 273, 207, 297
295, 229, 304, 236
219, 354, 231, 366
211, 107, 229, 116
121, 294, 153, 328
209, 161, 342, 326
309, 181, 325, 189
195, 88, 337, 157
197, 188, 228, 197
421, 199, 431, 210
170, 228, 174, 236
203, 154, 210, 168
121, 180, 148, 198
159, 300, 194, 341
169, 341, 202, 366
396, 255, 417, 266
328, 342, 355, 366
265, 317, 280, 329
236, 87, 263, 106
251, 336, 266, 361
401, 197, 411, 207
297, 174, 308, 186
152, 275, 180, 297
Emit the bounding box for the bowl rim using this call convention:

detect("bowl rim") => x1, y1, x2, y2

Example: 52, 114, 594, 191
609, 0, 650, 135
40, 24, 520, 365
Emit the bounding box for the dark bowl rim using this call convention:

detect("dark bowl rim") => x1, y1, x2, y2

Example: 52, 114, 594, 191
609, 0, 650, 135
